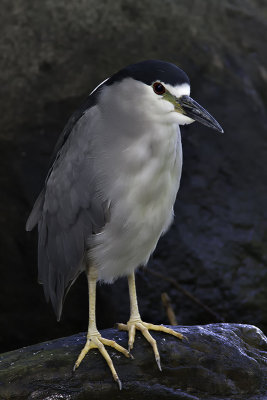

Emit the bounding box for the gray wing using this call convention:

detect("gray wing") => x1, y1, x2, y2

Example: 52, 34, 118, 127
26, 95, 108, 321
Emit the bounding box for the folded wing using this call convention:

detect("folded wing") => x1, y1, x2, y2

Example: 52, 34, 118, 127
26, 98, 108, 320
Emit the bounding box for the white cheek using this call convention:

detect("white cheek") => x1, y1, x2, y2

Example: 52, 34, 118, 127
160, 98, 175, 113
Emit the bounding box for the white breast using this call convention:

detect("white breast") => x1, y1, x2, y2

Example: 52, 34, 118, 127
90, 121, 183, 283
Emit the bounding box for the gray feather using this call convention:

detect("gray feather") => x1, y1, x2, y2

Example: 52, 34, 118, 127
26, 90, 108, 320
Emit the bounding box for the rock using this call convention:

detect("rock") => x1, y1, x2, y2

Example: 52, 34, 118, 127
0, 324, 267, 400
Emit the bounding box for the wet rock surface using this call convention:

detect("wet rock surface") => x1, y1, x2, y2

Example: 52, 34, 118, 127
0, 0, 267, 355
1, 324, 267, 400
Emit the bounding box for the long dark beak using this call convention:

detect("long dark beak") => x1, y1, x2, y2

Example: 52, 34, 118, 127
179, 95, 223, 133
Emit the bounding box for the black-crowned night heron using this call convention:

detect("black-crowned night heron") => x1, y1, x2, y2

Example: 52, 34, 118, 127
26, 60, 223, 388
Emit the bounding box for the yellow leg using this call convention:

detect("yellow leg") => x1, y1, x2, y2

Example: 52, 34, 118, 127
117, 272, 184, 370
73, 265, 131, 389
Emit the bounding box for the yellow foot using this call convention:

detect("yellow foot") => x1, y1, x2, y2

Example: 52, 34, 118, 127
117, 320, 184, 371
73, 331, 131, 389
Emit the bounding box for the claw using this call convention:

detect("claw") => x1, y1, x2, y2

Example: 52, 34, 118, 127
156, 356, 162, 371
116, 377, 122, 391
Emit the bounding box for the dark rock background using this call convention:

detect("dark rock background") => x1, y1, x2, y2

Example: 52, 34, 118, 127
0, 0, 267, 353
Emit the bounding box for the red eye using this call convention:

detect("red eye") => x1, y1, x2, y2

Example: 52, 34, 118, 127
153, 82, 166, 95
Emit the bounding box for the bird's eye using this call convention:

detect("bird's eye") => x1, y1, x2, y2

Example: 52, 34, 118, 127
153, 82, 166, 95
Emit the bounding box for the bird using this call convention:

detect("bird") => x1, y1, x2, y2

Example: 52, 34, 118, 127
26, 59, 223, 389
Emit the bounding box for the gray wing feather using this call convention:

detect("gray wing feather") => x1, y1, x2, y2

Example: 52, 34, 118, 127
27, 99, 107, 320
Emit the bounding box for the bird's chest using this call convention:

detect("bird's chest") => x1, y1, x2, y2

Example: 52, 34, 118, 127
113, 127, 179, 243
118, 124, 182, 233
92, 123, 182, 281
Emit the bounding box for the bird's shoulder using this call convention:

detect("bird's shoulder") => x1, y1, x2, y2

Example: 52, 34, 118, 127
47, 89, 101, 180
